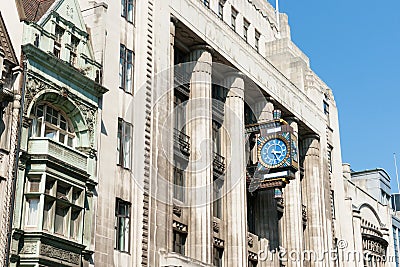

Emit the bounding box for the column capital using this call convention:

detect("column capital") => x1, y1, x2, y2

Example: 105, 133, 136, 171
302, 133, 320, 141
190, 44, 214, 55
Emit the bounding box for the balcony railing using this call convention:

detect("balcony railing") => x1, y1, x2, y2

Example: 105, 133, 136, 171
28, 138, 88, 172
173, 129, 190, 157
213, 152, 225, 175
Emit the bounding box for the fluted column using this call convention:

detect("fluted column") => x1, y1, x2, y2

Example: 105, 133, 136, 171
224, 73, 247, 266
301, 135, 324, 267
282, 117, 303, 267
187, 45, 213, 264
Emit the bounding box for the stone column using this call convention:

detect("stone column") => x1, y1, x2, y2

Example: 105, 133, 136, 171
224, 72, 247, 266
301, 134, 325, 267
187, 45, 213, 264
282, 117, 303, 267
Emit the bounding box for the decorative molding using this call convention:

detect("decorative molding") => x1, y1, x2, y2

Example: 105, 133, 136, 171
247, 234, 254, 247
172, 221, 187, 233
20, 243, 37, 254
40, 244, 80, 265
25, 74, 97, 147
173, 205, 182, 217
213, 220, 220, 233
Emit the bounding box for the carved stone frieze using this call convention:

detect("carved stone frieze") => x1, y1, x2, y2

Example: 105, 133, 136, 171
20, 242, 37, 254
40, 244, 80, 265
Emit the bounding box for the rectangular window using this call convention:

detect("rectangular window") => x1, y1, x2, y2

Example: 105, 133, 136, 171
218, 1, 224, 19
69, 35, 80, 66
70, 208, 81, 240
213, 178, 222, 218
117, 118, 133, 169
331, 190, 336, 219
203, 0, 210, 8
121, 0, 134, 23
119, 45, 134, 93
26, 198, 39, 226
323, 100, 330, 125
243, 19, 250, 42
54, 25, 64, 58
173, 230, 186, 255
213, 247, 223, 267
174, 92, 187, 132
115, 198, 131, 252
255, 30, 260, 52
42, 198, 53, 231
54, 203, 68, 235
231, 7, 238, 32
212, 122, 221, 155
173, 165, 185, 202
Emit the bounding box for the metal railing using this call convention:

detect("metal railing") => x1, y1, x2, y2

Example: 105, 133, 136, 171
173, 129, 190, 157
213, 152, 225, 175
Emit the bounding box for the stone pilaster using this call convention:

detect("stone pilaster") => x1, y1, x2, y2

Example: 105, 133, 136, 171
186, 45, 213, 264
282, 117, 303, 267
301, 134, 325, 267
223, 72, 247, 266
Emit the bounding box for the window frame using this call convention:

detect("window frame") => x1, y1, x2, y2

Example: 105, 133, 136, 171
121, 0, 135, 23
119, 44, 134, 94
243, 18, 250, 42
255, 30, 261, 52
117, 118, 133, 169
231, 7, 238, 32
115, 198, 131, 253
172, 230, 187, 255
218, 1, 224, 20
31, 104, 75, 148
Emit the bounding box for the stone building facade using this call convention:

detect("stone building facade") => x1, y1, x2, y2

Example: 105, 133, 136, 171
78, 0, 345, 266
0, 0, 384, 266
3, 0, 107, 266
0, 10, 21, 266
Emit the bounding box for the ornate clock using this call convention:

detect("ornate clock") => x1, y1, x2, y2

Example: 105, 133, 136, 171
258, 137, 289, 168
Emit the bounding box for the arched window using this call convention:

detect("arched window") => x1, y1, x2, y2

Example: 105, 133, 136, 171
31, 104, 75, 147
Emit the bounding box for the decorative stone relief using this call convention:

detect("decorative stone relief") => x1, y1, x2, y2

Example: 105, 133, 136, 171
20, 243, 37, 254
40, 244, 80, 265
212, 220, 219, 233
247, 234, 254, 247
25, 74, 97, 147
172, 205, 182, 217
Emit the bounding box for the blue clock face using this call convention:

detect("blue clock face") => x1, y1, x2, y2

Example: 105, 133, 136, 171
260, 138, 288, 167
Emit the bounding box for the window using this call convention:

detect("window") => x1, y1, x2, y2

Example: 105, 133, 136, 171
117, 118, 133, 169
331, 190, 335, 219
243, 19, 250, 42
212, 122, 221, 155
54, 25, 64, 58
121, 0, 134, 23
203, 0, 210, 8
231, 7, 238, 31
213, 178, 222, 218
218, 1, 224, 19
173, 230, 186, 255
323, 100, 330, 124
255, 30, 260, 52
213, 246, 223, 267
26, 198, 39, 226
55, 203, 68, 235
173, 164, 185, 202
31, 104, 75, 147
394, 228, 399, 267
115, 199, 131, 252
174, 91, 187, 132
69, 35, 80, 66
119, 44, 134, 93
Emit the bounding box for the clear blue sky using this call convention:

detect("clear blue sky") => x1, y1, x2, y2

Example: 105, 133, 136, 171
270, 0, 400, 192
